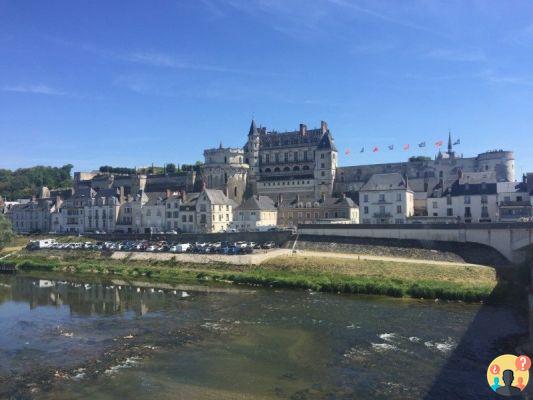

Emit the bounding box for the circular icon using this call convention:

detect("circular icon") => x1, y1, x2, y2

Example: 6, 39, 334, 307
487, 354, 530, 397
516, 355, 532, 372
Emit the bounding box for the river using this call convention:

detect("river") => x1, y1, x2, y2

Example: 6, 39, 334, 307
0, 273, 528, 399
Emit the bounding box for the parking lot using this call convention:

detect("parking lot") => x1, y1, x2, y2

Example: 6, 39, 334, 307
27, 239, 279, 255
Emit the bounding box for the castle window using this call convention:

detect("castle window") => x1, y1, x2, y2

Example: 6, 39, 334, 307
304, 151, 308, 161
234, 187, 237, 197
293, 166, 300, 171
321, 154, 325, 159
274, 167, 280, 172
294, 152, 298, 162
265, 168, 271, 173
284, 153, 288, 162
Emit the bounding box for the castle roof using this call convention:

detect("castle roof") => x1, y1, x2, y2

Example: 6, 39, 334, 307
317, 132, 337, 151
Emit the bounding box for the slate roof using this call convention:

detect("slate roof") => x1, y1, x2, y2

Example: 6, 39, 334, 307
237, 195, 277, 211
447, 181, 497, 196
360, 173, 411, 192
203, 189, 238, 207
317, 132, 337, 152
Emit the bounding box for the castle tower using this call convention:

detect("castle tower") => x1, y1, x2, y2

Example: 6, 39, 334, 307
314, 128, 337, 197
244, 119, 260, 195
201, 146, 248, 204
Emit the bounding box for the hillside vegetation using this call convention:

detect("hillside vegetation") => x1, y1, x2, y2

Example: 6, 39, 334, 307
0, 164, 73, 200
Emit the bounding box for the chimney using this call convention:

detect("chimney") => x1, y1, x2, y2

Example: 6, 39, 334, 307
321, 121, 328, 134
119, 186, 125, 203
342, 193, 346, 199
299, 123, 307, 136
166, 188, 172, 199
180, 190, 187, 202
321, 192, 326, 203
278, 193, 283, 205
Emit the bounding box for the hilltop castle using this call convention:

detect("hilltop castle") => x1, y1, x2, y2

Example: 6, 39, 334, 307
201, 120, 515, 210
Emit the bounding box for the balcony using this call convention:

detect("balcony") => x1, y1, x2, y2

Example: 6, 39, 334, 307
373, 212, 392, 218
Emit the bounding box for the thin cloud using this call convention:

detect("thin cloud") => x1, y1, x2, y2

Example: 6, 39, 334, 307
425, 48, 486, 62
324, 0, 448, 38
1, 84, 67, 96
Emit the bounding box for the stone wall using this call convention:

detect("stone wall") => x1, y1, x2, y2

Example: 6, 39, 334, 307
293, 234, 510, 266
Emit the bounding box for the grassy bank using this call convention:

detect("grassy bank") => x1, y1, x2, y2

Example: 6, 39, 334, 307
0, 250, 502, 302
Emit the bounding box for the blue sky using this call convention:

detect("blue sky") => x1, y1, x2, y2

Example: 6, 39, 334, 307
1, 0, 533, 176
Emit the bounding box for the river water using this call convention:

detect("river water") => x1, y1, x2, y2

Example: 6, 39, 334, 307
0, 273, 528, 399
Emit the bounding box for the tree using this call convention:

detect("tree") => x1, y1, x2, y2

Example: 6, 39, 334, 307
0, 213, 13, 250
0, 164, 73, 200
166, 163, 176, 173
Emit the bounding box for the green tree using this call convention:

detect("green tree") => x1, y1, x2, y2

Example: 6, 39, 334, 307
0, 213, 13, 250
0, 164, 73, 200
166, 163, 176, 173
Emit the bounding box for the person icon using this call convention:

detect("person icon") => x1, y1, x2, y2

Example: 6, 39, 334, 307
516, 376, 526, 391
491, 376, 501, 392
496, 369, 522, 396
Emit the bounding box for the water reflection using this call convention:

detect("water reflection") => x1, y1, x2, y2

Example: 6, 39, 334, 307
0, 273, 528, 399
1, 276, 194, 316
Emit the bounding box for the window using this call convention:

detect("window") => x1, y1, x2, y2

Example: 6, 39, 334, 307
363, 194, 368, 203
397, 205, 402, 214
396, 193, 402, 201
294, 152, 298, 162
321, 171, 325, 177
432, 201, 438, 209
446, 196, 452, 205
321, 154, 325, 159
234, 187, 237, 197
321, 163, 325, 168
379, 194, 385, 202
182, 215, 186, 222
481, 195, 488, 204
465, 207, 471, 217
517, 196, 523, 202
447, 208, 453, 216
379, 205, 385, 214
464, 195, 471, 204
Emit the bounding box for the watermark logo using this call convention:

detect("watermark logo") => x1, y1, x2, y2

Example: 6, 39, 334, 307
487, 354, 531, 396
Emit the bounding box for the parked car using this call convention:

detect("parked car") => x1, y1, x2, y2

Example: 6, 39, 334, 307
262, 241, 276, 249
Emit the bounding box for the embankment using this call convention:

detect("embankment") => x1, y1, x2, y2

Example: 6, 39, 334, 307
0, 249, 505, 302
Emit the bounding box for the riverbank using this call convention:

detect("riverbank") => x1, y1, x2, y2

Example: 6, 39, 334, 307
0, 249, 506, 302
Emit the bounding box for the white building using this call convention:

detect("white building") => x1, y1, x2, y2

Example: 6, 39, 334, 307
427, 180, 498, 223
232, 195, 278, 232
359, 173, 414, 224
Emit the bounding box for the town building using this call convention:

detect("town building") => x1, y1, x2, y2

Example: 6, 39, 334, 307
359, 173, 414, 224
195, 189, 237, 233
427, 176, 498, 223
496, 180, 532, 222
232, 195, 278, 232
7, 197, 60, 233
83, 189, 122, 233
277, 193, 359, 227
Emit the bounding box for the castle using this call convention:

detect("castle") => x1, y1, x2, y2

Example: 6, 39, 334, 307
201, 120, 515, 212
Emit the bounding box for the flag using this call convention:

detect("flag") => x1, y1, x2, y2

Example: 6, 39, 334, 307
360, 147, 365, 153
435, 140, 443, 147
453, 139, 460, 145
403, 144, 410, 150
373, 146, 379, 153
419, 142, 426, 148
388, 145, 394, 150
345, 149, 350, 155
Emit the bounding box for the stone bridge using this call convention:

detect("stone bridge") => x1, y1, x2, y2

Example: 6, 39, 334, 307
298, 223, 533, 264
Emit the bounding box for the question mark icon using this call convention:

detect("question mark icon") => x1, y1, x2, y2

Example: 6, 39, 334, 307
515, 355, 532, 371
491, 364, 500, 374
